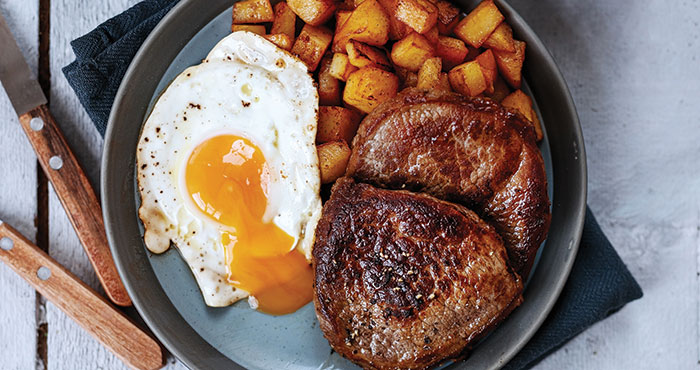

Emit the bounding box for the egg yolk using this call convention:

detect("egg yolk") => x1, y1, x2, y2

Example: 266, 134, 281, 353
185, 134, 313, 315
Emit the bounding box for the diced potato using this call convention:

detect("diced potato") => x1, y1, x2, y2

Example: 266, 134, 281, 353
317, 141, 352, 184
437, 36, 468, 70
287, 0, 336, 26
448, 60, 487, 96
454, 0, 504, 48
231, 24, 267, 35
336, 10, 352, 30
318, 55, 342, 105
337, 0, 355, 11
395, 0, 438, 34
232, 0, 274, 24
493, 39, 526, 88
343, 66, 399, 113
291, 24, 334, 71
329, 53, 358, 81
390, 32, 435, 71
263, 33, 293, 50
475, 49, 497, 93
376, 0, 412, 40
333, 0, 390, 52
435, 0, 460, 35
424, 26, 439, 45
483, 22, 515, 52
501, 90, 543, 141
417, 57, 442, 89
346, 41, 391, 69
271, 2, 297, 40
485, 74, 510, 102
436, 72, 452, 91
317, 106, 363, 144
394, 66, 416, 88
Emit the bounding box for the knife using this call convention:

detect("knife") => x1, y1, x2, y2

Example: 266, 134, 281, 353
0, 11, 131, 306
0, 219, 164, 370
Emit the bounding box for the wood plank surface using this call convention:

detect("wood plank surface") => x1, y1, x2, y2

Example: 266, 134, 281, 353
0, 1, 41, 369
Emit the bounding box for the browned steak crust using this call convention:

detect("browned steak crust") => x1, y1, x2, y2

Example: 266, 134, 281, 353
347, 88, 551, 277
313, 178, 523, 370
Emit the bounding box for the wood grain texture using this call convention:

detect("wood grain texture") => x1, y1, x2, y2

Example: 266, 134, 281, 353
0, 221, 164, 370
0, 1, 40, 369
19, 105, 131, 306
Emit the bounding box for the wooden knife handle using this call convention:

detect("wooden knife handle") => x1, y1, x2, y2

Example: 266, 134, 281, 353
0, 221, 164, 370
18, 105, 131, 306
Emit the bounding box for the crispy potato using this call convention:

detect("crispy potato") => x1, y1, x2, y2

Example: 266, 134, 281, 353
448, 60, 487, 96
483, 22, 515, 52
232, 0, 274, 24
475, 49, 497, 93
394, 66, 417, 88
346, 40, 391, 69
436, 72, 452, 91
317, 106, 363, 144
424, 26, 439, 45
318, 55, 342, 105
494, 39, 526, 88
376, 0, 412, 40
263, 33, 293, 50
454, 0, 504, 48
435, 0, 460, 35
231, 24, 267, 35
343, 66, 399, 113
291, 24, 334, 71
390, 32, 435, 71
336, 10, 352, 29
484, 74, 510, 102
395, 0, 438, 34
271, 2, 297, 40
417, 57, 442, 89
317, 141, 352, 184
333, 0, 390, 52
501, 90, 543, 141
287, 0, 336, 26
437, 36, 468, 70
329, 53, 358, 81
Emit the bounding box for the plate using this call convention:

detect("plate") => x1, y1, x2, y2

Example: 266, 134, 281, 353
102, 1, 587, 368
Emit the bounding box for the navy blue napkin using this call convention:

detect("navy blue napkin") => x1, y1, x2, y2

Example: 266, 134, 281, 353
62, 2, 643, 368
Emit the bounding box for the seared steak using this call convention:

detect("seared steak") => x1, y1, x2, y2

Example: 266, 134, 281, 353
347, 88, 550, 277
313, 177, 523, 370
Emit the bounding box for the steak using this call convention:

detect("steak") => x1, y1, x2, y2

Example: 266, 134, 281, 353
347, 88, 551, 277
313, 177, 523, 370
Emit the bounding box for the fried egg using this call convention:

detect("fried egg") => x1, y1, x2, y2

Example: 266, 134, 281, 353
136, 31, 322, 314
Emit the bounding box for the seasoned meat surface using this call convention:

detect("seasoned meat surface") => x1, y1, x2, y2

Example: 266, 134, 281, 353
347, 88, 550, 277
313, 178, 523, 370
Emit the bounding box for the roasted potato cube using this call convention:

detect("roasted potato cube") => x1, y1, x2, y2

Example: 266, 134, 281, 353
333, 0, 390, 52
287, 0, 336, 26
263, 33, 293, 50
483, 22, 515, 52
394, 66, 417, 88
435, 0, 460, 35
346, 41, 391, 69
424, 26, 439, 45
317, 106, 363, 144
232, 0, 274, 24
343, 66, 399, 113
437, 35, 468, 70
454, 0, 504, 48
377, 0, 412, 40
329, 53, 358, 81
318, 55, 342, 105
485, 74, 510, 102
231, 24, 267, 35
436, 72, 452, 91
448, 60, 487, 96
292, 24, 333, 71
336, 10, 352, 29
395, 0, 438, 34
494, 39, 526, 88
417, 57, 442, 89
501, 90, 543, 141
271, 2, 297, 40
390, 32, 435, 71
318, 141, 352, 184
475, 49, 497, 93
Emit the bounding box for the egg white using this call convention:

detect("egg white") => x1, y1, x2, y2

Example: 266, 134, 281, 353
136, 32, 321, 307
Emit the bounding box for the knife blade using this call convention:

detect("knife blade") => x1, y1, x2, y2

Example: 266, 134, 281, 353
0, 10, 131, 306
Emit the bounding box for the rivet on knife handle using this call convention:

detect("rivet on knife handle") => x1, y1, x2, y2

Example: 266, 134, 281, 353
18, 105, 132, 306
0, 220, 163, 370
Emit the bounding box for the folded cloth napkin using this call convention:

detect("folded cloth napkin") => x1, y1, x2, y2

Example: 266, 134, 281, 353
63, 1, 643, 368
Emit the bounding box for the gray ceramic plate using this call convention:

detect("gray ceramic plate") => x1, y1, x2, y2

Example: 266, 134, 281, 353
102, 0, 587, 368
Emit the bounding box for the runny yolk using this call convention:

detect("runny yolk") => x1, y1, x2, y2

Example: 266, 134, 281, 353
185, 134, 313, 315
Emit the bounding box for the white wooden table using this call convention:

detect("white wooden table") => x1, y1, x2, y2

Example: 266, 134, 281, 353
0, 0, 698, 369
